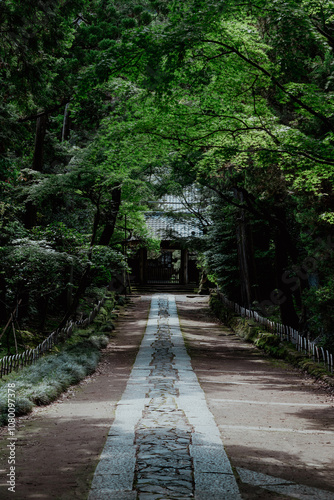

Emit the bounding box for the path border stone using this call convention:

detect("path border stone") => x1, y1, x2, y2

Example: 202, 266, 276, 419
89, 294, 241, 499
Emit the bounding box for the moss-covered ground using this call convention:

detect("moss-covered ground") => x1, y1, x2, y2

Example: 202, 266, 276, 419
0, 293, 126, 425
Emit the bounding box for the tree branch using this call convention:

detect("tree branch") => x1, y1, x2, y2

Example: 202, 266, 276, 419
201, 38, 334, 132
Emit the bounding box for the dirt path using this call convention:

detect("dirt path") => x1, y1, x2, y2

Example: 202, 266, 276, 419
0, 296, 151, 500
0, 293, 333, 499
176, 295, 334, 499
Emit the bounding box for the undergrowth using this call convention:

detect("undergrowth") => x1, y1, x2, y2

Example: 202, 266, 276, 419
0, 293, 123, 426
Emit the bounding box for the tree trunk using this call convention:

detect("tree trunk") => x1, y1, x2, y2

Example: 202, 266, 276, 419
274, 231, 300, 328
24, 115, 48, 228
0, 274, 6, 322
58, 189, 106, 328
32, 114, 47, 172
61, 103, 70, 142
235, 192, 253, 308
58, 264, 91, 328
23, 201, 37, 229
99, 187, 122, 246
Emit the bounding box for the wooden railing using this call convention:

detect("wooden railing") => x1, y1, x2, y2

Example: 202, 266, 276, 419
215, 291, 334, 374
0, 297, 106, 378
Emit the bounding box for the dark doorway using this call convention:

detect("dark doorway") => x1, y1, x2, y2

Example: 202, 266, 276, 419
147, 250, 181, 284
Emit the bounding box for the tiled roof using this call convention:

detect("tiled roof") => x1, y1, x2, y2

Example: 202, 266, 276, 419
145, 214, 202, 240
142, 188, 208, 241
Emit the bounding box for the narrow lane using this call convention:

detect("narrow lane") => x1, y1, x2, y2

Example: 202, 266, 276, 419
89, 294, 241, 499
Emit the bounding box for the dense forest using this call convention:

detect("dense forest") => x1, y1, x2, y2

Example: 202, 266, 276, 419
1, 0, 334, 354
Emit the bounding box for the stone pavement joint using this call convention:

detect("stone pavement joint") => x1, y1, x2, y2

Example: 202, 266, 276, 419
89, 294, 241, 500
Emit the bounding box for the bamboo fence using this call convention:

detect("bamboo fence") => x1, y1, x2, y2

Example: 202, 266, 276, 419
216, 291, 333, 374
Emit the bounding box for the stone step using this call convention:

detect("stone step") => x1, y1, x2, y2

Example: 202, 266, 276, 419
130, 284, 198, 294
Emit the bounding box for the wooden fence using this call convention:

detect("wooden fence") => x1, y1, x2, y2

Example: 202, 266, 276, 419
216, 291, 334, 374
0, 298, 106, 378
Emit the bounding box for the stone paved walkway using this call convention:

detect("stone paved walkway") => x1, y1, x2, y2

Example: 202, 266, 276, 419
89, 294, 241, 499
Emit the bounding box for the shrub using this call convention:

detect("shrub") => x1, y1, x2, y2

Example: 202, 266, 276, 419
0, 396, 33, 425
0, 288, 119, 424
0, 336, 102, 423
89, 335, 109, 349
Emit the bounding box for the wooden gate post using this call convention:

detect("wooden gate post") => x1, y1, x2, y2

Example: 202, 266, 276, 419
139, 248, 147, 284
181, 249, 189, 285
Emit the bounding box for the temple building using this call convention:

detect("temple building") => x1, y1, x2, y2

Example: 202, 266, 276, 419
128, 191, 206, 288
